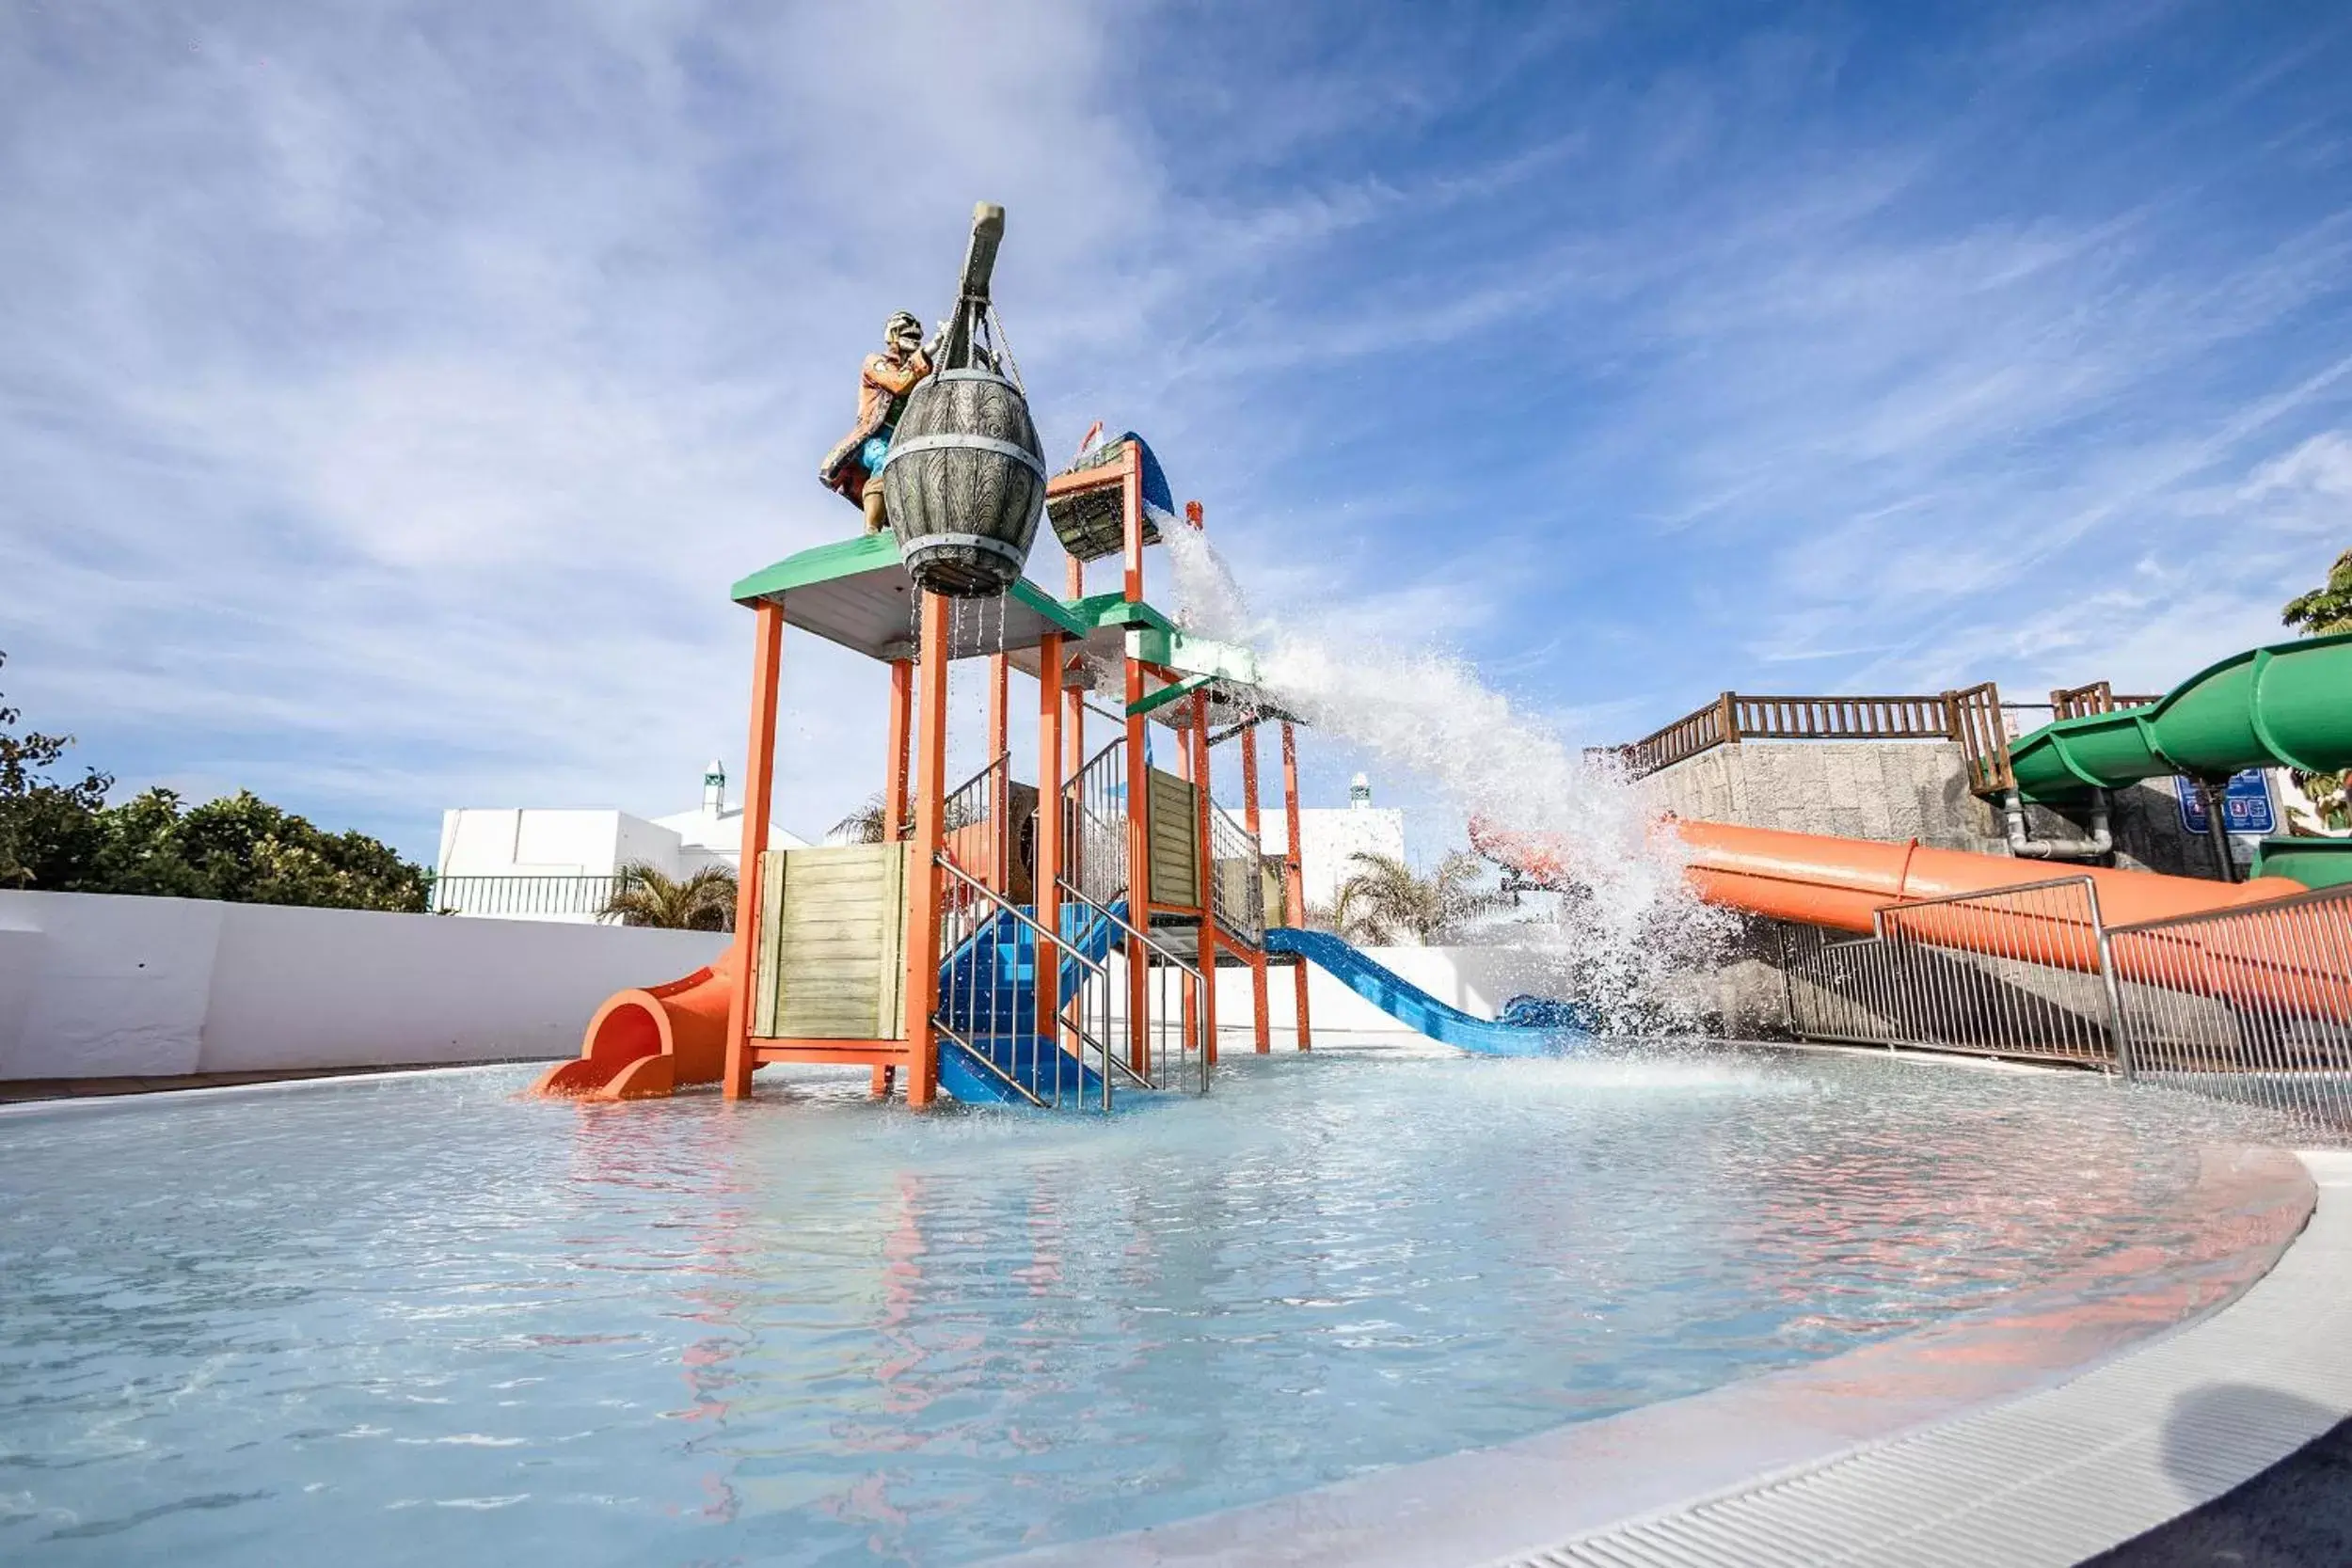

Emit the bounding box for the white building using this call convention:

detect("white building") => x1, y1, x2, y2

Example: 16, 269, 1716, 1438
436, 762, 807, 922
1255, 771, 1408, 912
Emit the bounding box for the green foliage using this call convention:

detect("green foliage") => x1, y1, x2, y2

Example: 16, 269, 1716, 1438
0, 651, 430, 910
1, 652, 116, 890
2281, 547, 2352, 637
830, 790, 977, 845
2281, 548, 2352, 828
832, 794, 891, 845
77, 789, 432, 911
1328, 850, 1502, 945
600, 862, 738, 930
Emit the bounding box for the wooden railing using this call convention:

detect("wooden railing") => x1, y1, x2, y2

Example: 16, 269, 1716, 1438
1607, 675, 2161, 790
1947, 682, 2011, 795
1606, 690, 1964, 778
2049, 681, 2162, 721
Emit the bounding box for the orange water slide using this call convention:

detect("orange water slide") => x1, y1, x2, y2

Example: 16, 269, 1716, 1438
1476, 818, 2344, 1017
529, 945, 739, 1101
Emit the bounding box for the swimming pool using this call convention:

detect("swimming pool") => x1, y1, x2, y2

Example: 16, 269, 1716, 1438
0, 1040, 2295, 1565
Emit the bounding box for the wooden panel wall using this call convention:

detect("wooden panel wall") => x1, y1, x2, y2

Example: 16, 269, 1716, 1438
1147, 768, 1200, 910
753, 842, 909, 1040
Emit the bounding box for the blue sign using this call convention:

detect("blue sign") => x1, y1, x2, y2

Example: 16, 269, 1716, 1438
2175, 770, 2275, 836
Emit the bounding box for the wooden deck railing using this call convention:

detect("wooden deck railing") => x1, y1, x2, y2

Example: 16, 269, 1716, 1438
1604, 690, 1966, 779
2049, 681, 2162, 721
1606, 675, 2164, 793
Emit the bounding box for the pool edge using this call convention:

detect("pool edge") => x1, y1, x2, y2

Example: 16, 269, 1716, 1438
984, 1143, 2323, 1568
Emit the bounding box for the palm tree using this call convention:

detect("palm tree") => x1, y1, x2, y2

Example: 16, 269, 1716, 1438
832, 794, 891, 845
1329, 850, 1503, 945
600, 862, 738, 930
830, 790, 983, 845
2280, 547, 2352, 830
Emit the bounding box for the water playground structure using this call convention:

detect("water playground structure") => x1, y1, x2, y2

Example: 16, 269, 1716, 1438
24, 204, 2352, 1568
534, 203, 2352, 1117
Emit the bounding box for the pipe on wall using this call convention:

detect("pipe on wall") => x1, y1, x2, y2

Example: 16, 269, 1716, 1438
2003, 787, 2114, 863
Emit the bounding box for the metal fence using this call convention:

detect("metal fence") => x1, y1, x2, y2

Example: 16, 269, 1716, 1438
1065, 736, 1130, 908
431, 874, 619, 920
2106, 885, 2352, 1130
1781, 878, 2121, 1067
1782, 878, 2352, 1136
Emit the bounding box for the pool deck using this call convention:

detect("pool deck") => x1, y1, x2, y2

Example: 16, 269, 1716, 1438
993, 1147, 2352, 1568
0, 1059, 553, 1104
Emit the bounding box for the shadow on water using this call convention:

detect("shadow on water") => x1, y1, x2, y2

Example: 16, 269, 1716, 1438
2085, 1383, 2352, 1567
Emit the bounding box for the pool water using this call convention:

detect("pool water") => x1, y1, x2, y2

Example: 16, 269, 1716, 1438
0, 1041, 2286, 1565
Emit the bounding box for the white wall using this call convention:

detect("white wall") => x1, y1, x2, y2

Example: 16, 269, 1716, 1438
0, 890, 728, 1081
439, 806, 664, 878
1257, 805, 1410, 911
438, 804, 806, 890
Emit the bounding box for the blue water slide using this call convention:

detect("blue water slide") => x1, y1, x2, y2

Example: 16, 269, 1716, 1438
1262, 928, 1586, 1057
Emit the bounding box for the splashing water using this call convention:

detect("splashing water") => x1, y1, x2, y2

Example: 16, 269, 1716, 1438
1160, 525, 1734, 1027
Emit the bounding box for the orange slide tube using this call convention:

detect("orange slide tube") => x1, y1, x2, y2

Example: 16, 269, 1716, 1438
1476, 817, 2343, 1018
1666, 818, 2304, 934
529, 942, 739, 1101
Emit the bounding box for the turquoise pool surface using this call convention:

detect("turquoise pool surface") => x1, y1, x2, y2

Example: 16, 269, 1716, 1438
0, 1042, 2284, 1564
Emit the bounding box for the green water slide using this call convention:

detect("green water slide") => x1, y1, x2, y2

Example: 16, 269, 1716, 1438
2005, 631, 2352, 886
2007, 631, 2352, 805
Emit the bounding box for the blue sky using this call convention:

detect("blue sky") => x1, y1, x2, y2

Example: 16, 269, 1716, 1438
4, 1, 2350, 863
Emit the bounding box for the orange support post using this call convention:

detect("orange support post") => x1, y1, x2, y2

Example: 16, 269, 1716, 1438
1190, 690, 1216, 1067
1122, 452, 1151, 1074
1281, 721, 1311, 1051
1241, 723, 1272, 1053
1063, 555, 1086, 800
987, 650, 1009, 893
1036, 631, 1065, 1055
723, 602, 785, 1100
884, 658, 912, 842
874, 657, 914, 1099
1122, 442, 1145, 603
903, 592, 952, 1106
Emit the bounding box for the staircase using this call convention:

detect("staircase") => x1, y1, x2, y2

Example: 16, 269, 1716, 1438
936, 897, 1124, 1106
925, 751, 1219, 1109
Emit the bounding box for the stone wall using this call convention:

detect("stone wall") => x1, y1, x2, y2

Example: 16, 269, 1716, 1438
1631, 739, 2232, 877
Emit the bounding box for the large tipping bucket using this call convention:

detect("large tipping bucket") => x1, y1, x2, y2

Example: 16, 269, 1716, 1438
881, 369, 1046, 598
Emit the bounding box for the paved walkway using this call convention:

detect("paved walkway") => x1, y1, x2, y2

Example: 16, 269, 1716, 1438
0, 1061, 543, 1103
2090, 1417, 2352, 1566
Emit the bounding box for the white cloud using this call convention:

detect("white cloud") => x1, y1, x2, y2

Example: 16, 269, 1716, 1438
5, 0, 2350, 863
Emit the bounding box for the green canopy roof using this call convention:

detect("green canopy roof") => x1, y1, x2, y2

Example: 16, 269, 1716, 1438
730, 533, 1296, 726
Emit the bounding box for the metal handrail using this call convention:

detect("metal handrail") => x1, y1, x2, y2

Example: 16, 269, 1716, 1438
931, 1016, 1048, 1108
938, 855, 1132, 1110
1058, 878, 1212, 1094
1869, 874, 2112, 927
938, 858, 1110, 983
2107, 879, 2352, 936
1057, 879, 1206, 982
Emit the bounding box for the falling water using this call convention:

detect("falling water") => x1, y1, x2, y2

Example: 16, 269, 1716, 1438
1160, 525, 1735, 1027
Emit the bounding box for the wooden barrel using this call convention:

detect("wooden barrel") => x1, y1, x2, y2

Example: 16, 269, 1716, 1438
880, 369, 1046, 597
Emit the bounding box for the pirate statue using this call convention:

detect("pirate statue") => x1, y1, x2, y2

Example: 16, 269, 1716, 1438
818, 309, 936, 533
